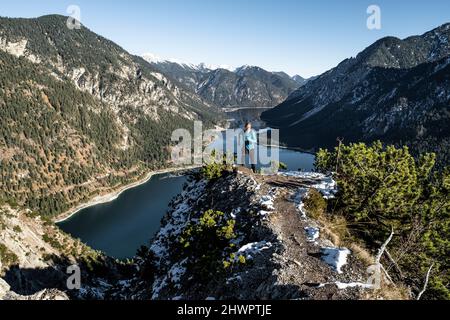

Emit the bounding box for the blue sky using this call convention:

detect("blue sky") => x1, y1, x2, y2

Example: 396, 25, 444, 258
1, 0, 449, 77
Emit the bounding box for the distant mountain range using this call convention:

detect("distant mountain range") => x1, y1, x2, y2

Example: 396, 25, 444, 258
262, 23, 450, 165
143, 54, 310, 109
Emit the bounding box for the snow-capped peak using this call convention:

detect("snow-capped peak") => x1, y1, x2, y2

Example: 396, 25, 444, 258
142, 53, 187, 66
142, 53, 234, 72
142, 53, 168, 64
235, 64, 256, 72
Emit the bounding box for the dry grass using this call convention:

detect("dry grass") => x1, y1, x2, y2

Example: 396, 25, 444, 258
317, 214, 349, 247
304, 195, 411, 300
365, 284, 411, 300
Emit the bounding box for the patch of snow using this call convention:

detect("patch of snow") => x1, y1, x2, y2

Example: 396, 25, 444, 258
279, 171, 326, 179
311, 176, 337, 199
260, 195, 275, 210
280, 171, 337, 199
168, 259, 187, 285
236, 241, 273, 260
316, 281, 374, 290
304, 227, 320, 243
150, 180, 207, 261
226, 275, 243, 284
230, 207, 241, 219
151, 276, 168, 300
259, 188, 278, 212
142, 53, 168, 64
142, 53, 234, 71
321, 247, 351, 274
335, 282, 374, 290
249, 176, 262, 191
291, 187, 309, 218
258, 210, 272, 217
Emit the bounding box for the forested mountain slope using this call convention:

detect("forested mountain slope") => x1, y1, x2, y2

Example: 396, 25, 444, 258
262, 23, 450, 166
0, 15, 221, 216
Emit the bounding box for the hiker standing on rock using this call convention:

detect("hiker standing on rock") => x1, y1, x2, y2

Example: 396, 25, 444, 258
242, 122, 257, 173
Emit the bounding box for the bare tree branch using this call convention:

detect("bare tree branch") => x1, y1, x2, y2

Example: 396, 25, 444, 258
376, 227, 394, 264
417, 263, 434, 300
385, 249, 404, 279
380, 264, 394, 285
372, 228, 396, 286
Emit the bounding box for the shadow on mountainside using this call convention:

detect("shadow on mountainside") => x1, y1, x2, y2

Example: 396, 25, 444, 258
3, 255, 73, 296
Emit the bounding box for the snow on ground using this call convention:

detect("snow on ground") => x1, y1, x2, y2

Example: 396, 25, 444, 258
151, 275, 168, 299
279, 171, 326, 179
226, 275, 243, 284
168, 259, 188, 288
150, 180, 206, 262
284, 171, 338, 220
150, 179, 207, 298
320, 247, 351, 274
279, 171, 337, 199
291, 187, 309, 218
258, 188, 278, 217
236, 241, 273, 260
260, 194, 275, 210
249, 176, 262, 191
311, 177, 337, 199
317, 281, 374, 290
258, 210, 272, 217
230, 207, 242, 219
304, 227, 320, 243
260, 195, 275, 210
334, 282, 373, 289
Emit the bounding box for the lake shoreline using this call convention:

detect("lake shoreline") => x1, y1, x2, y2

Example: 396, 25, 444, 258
257, 143, 316, 156
54, 165, 200, 224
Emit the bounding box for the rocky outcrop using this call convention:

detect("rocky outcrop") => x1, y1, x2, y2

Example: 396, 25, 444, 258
0, 279, 68, 300
1, 168, 402, 300
0, 205, 123, 300
135, 169, 376, 300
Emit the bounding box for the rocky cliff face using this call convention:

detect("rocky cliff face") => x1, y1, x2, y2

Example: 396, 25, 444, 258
0, 204, 125, 300
0, 278, 69, 300
262, 23, 450, 165
0, 15, 218, 126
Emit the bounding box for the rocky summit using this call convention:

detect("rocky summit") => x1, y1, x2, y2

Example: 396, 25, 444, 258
2, 167, 401, 300
111, 168, 398, 300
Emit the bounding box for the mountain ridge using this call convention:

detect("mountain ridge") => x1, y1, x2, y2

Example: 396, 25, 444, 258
144, 55, 303, 109
262, 22, 450, 166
